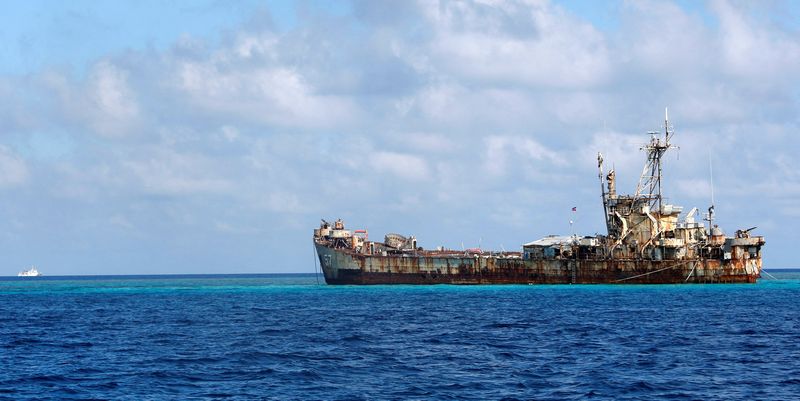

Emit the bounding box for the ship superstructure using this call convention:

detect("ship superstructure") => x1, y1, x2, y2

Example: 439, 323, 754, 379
18, 266, 42, 277
314, 112, 764, 284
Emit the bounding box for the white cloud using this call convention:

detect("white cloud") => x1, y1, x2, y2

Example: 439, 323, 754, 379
0, 146, 29, 187
233, 33, 279, 60
485, 135, 566, 177
413, 82, 465, 121
36, 61, 140, 138
676, 178, 713, 200
418, 0, 611, 88
712, 0, 800, 80
369, 151, 431, 181
214, 221, 261, 234
220, 125, 240, 142
174, 60, 358, 128
582, 131, 644, 172
620, 0, 714, 78
261, 191, 305, 214
86, 61, 140, 137
123, 149, 232, 196
108, 214, 134, 229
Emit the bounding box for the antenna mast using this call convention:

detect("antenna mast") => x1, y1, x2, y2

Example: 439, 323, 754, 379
706, 151, 715, 230
634, 107, 678, 212
706, 149, 714, 232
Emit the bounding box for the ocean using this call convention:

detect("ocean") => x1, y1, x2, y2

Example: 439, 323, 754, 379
2, 271, 799, 400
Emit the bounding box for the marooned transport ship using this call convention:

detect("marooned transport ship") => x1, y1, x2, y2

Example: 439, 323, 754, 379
313, 111, 765, 284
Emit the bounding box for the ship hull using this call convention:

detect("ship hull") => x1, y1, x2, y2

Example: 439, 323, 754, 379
315, 243, 760, 285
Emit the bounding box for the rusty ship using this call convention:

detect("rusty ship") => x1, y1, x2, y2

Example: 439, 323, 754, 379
314, 111, 765, 284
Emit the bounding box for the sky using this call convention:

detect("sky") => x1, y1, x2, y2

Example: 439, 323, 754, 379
1, 0, 799, 275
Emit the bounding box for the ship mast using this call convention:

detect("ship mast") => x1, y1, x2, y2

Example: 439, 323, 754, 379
705, 152, 715, 231
598, 153, 611, 235
634, 108, 677, 212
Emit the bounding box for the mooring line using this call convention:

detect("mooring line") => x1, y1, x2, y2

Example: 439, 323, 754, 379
762, 270, 779, 281
684, 261, 698, 282
614, 261, 688, 283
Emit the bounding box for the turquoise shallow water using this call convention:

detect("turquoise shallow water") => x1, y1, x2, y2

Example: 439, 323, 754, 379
1, 271, 799, 400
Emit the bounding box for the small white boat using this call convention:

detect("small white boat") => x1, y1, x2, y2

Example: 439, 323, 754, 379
18, 266, 42, 277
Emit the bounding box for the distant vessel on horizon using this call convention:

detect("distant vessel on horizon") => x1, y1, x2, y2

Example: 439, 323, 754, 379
18, 266, 42, 277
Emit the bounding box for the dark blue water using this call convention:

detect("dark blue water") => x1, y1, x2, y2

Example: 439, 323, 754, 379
2, 271, 800, 400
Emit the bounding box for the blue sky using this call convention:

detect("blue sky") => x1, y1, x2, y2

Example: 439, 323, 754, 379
2, 0, 289, 74
1, 0, 799, 275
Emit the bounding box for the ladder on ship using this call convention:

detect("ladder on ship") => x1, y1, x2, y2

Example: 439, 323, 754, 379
568, 260, 577, 284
